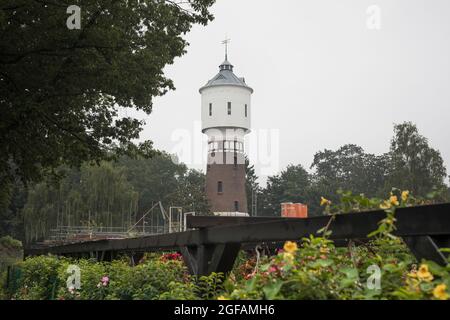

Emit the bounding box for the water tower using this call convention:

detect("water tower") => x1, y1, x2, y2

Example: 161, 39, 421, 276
199, 41, 253, 216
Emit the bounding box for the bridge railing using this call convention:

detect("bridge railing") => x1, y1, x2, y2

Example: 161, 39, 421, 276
25, 203, 450, 276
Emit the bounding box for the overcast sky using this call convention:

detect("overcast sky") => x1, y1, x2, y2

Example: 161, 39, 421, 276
132, 0, 450, 185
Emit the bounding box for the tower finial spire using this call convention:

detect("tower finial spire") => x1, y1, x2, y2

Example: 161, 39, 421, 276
221, 36, 230, 60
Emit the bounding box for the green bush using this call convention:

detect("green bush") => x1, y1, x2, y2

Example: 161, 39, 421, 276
14, 255, 61, 300
0, 235, 23, 297
0, 236, 22, 251
9, 253, 198, 300
217, 190, 450, 300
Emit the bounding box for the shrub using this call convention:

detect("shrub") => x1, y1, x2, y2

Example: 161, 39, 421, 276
218, 190, 450, 300
0, 236, 22, 251
9, 253, 198, 300
14, 255, 62, 300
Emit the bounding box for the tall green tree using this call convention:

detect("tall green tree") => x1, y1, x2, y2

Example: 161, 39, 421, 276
260, 164, 311, 217
0, 176, 27, 239
22, 161, 139, 243
118, 153, 185, 213
176, 169, 210, 215
385, 122, 447, 196
119, 153, 209, 215
310, 144, 388, 202
0, 0, 215, 202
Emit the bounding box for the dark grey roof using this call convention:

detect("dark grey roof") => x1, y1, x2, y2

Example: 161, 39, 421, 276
199, 59, 253, 93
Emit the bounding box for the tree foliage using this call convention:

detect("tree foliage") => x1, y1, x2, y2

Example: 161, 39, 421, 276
256, 122, 448, 217
0, 0, 215, 190
310, 144, 388, 204
118, 153, 209, 215
260, 164, 311, 216
22, 161, 139, 243
245, 157, 261, 216
20, 153, 210, 242
386, 122, 447, 196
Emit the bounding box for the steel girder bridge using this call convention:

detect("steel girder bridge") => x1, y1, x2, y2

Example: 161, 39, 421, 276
25, 203, 450, 276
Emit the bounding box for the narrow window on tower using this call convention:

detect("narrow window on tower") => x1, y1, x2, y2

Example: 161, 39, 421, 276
217, 181, 223, 193
209, 103, 212, 116
234, 201, 239, 212
245, 104, 247, 117
227, 102, 231, 115
234, 154, 237, 167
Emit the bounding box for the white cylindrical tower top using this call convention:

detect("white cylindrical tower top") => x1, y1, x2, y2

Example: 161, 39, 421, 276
200, 58, 253, 133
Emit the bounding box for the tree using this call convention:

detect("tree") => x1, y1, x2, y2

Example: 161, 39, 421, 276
256, 123, 448, 217
260, 164, 311, 217
176, 169, 210, 215
119, 153, 209, 215
118, 153, 185, 214
0, 0, 215, 197
310, 144, 388, 202
386, 122, 447, 196
20, 153, 211, 242
22, 161, 139, 243
0, 175, 27, 239
245, 157, 262, 216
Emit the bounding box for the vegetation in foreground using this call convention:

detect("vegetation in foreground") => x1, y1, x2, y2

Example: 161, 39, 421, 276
2, 190, 450, 300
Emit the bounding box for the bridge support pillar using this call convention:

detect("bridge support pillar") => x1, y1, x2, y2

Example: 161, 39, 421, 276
403, 235, 450, 265
180, 243, 241, 276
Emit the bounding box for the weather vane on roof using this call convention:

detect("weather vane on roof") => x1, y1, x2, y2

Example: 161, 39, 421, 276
221, 36, 230, 60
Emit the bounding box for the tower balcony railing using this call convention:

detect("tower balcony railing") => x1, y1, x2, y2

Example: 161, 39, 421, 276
208, 148, 245, 155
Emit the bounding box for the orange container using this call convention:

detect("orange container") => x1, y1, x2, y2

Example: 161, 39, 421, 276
281, 202, 308, 218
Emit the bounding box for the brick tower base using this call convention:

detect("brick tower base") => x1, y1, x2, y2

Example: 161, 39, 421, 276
205, 163, 248, 214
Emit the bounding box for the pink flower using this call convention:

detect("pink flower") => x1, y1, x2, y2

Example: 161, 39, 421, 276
268, 266, 278, 273
101, 276, 109, 286
161, 252, 182, 262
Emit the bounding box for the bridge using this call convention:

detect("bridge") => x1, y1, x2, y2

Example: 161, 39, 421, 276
25, 203, 450, 276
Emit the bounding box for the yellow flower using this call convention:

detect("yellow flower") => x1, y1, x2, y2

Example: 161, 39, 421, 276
401, 190, 409, 202
389, 195, 399, 206
283, 241, 298, 253
433, 284, 449, 300
379, 201, 391, 210
417, 264, 434, 282
282, 252, 294, 263
319, 246, 329, 254
217, 295, 229, 300
320, 197, 331, 206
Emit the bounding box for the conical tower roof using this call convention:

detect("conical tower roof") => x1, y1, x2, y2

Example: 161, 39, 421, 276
199, 57, 253, 93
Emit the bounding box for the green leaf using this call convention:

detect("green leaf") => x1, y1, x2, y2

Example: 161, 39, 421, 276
245, 276, 257, 292
382, 264, 398, 273
367, 230, 379, 238
262, 280, 283, 300
311, 259, 334, 268
419, 282, 434, 293
340, 267, 359, 280
340, 277, 356, 288
424, 260, 446, 277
